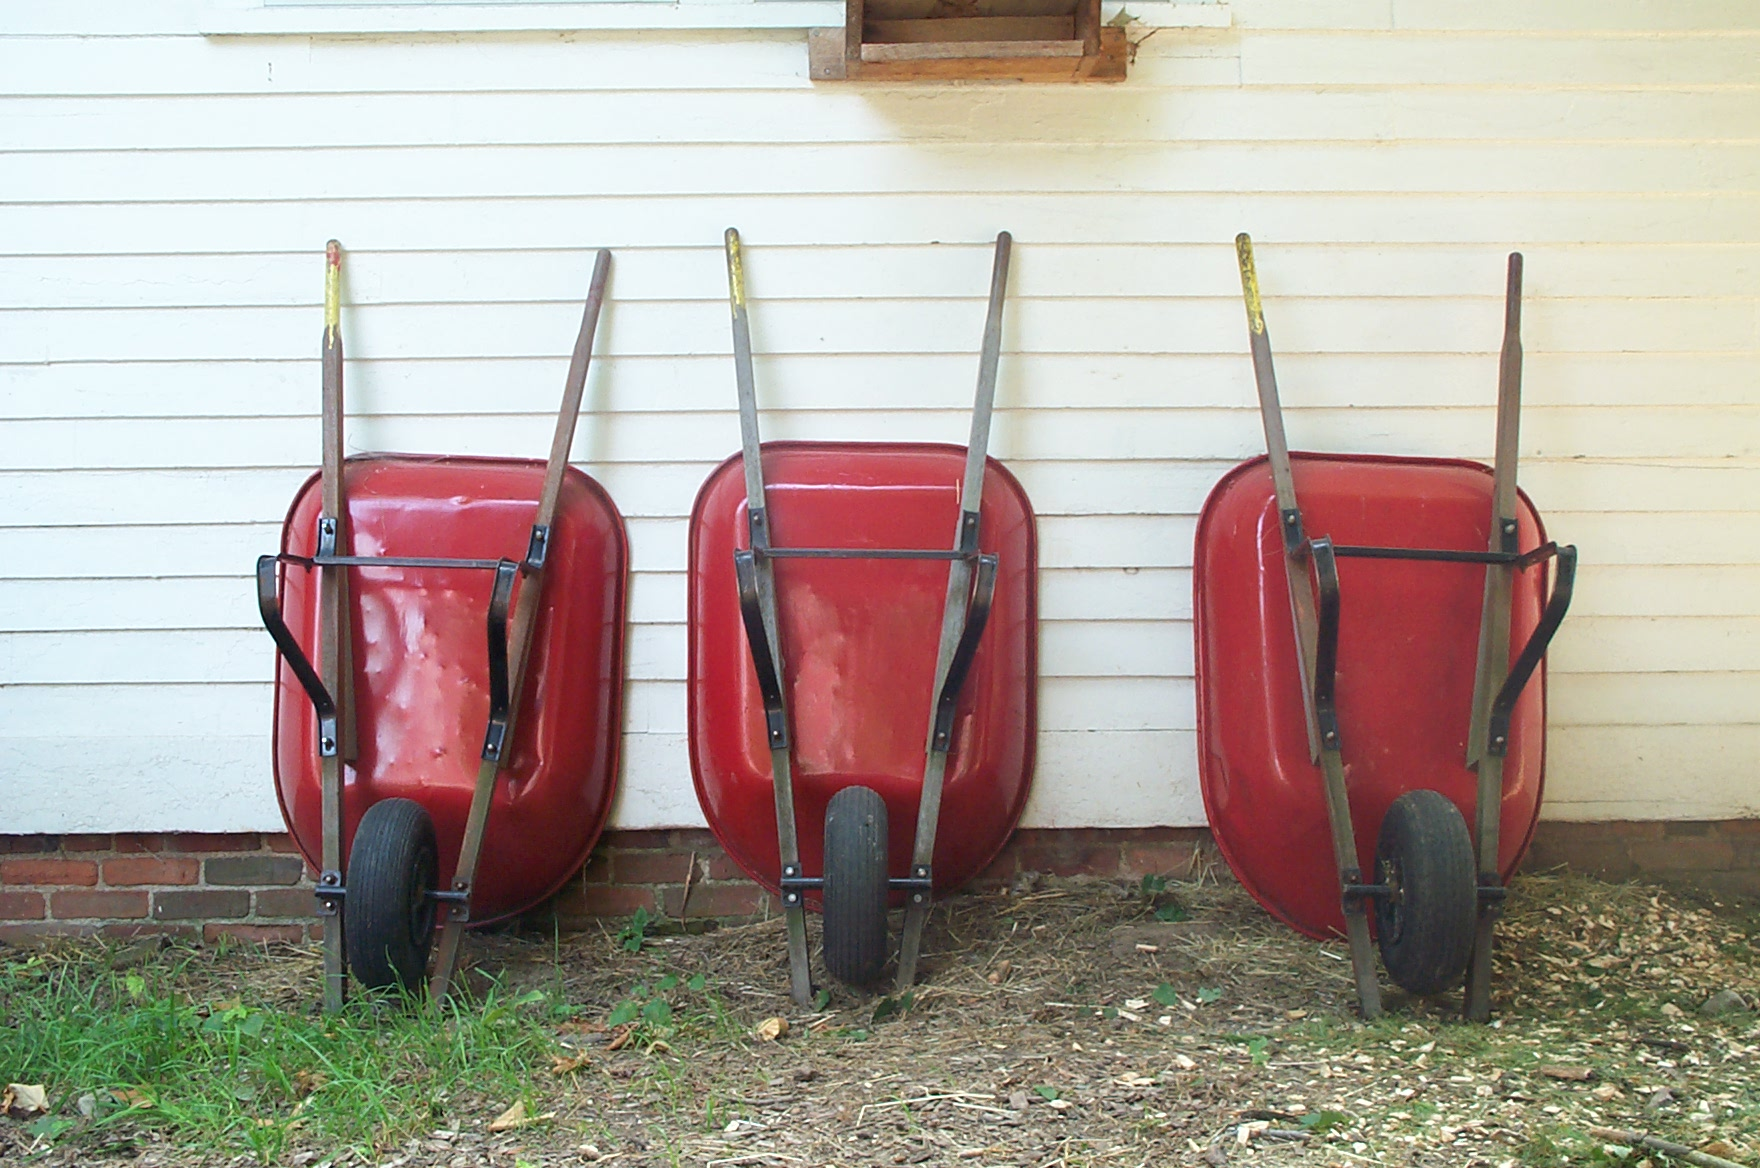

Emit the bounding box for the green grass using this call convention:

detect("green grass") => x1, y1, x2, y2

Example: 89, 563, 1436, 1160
0, 941, 559, 1162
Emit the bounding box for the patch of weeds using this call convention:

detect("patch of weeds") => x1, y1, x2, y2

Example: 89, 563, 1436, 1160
871, 991, 916, 1025
1299, 1109, 1349, 1134
1138, 874, 1190, 922
616, 907, 658, 953
604, 968, 736, 1049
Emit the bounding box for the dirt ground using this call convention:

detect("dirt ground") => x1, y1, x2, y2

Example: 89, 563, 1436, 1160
6, 868, 1759, 1167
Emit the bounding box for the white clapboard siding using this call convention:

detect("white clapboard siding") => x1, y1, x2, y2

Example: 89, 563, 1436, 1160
1, 0, 1755, 833
8, 296, 1752, 366
9, 90, 1760, 153
13, 351, 1759, 424
8, 195, 1760, 256
8, 245, 1757, 310
15, 143, 1760, 205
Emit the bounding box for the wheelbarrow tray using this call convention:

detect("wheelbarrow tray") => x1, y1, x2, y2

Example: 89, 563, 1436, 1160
688, 440, 1037, 903
272, 453, 628, 924
1195, 452, 1550, 942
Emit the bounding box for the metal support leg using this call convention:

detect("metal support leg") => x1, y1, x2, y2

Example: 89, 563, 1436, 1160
1238, 237, 1380, 1017
1307, 540, 1382, 1019
1463, 253, 1524, 1022
725, 229, 815, 1007
896, 232, 1011, 994
317, 241, 352, 1014
427, 250, 613, 1010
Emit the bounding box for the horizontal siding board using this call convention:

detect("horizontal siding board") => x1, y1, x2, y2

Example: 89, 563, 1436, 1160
10, 89, 1760, 152
0, 34, 1239, 97
10, 296, 1754, 365
1550, 673, 1760, 729
12, 142, 1759, 204
0, 682, 265, 737
0, 735, 279, 834
13, 352, 1760, 424
1242, 31, 1760, 87
8, 195, 1760, 256
1543, 725, 1760, 821
3, 407, 1751, 473
10, 245, 1758, 309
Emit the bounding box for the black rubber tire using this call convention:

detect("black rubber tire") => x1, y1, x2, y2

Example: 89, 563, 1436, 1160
1374, 789, 1477, 996
821, 785, 890, 986
344, 798, 439, 994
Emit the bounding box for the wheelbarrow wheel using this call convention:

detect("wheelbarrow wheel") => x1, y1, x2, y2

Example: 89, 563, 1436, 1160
821, 785, 889, 986
1374, 789, 1476, 996
345, 798, 439, 994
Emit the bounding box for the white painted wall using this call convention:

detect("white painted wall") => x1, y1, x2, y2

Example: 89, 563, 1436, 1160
2, 0, 1757, 833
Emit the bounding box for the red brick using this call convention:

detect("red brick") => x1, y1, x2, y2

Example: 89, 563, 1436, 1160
100, 924, 197, 942
1, 858, 99, 886
970, 849, 1019, 889
664, 882, 766, 919
615, 850, 698, 886
0, 837, 59, 855
1663, 820, 1715, 838
548, 884, 657, 925
0, 921, 101, 942
605, 829, 674, 851
704, 851, 747, 882
1122, 841, 1210, 880
576, 850, 613, 885
1628, 838, 1736, 873
58, 834, 113, 853
0, 891, 47, 920
264, 833, 303, 854
254, 888, 319, 919
1607, 821, 1667, 840
1521, 839, 1635, 879
168, 833, 261, 853
112, 834, 170, 854
204, 923, 305, 946
152, 889, 250, 921
1714, 819, 1760, 836
50, 889, 149, 920
205, 855, 305, 886
103, 857, 199, 887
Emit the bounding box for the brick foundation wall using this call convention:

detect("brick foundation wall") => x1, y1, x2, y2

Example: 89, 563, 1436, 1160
0, 833, 313, 945
1, 821, 1753, 943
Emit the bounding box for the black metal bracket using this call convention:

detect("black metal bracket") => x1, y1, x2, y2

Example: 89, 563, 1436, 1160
313, 869, 345, 915
257, 556, 341, 758
1485, 544, 1577, 757
779, 863, 933, 907
1337, 867, 1388, 916
480, 560, 519, 762
1308, 538, 1344, 753
1474, 879, 1509, 922
524, 524, 551, 573
1280, 507, 1307, 556
734, 550, 790, 751
931, 554, 999, 752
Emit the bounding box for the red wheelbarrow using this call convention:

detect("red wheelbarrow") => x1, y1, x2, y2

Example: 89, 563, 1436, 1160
689, 230, 1037, 1005
257, 244, 627, 1010
1195, 236, 1576, 1021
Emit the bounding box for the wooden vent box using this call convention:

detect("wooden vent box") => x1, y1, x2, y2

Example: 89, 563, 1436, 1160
809, 0, 1127, 82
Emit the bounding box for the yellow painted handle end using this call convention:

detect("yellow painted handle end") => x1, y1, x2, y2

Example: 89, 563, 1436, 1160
724, 227, 745, 308
1235, 233, 1264, 336
324, 240, 342, 334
